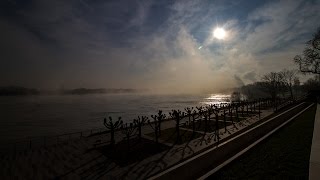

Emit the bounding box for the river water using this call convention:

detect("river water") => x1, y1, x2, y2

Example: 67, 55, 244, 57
0, 93, 231, 144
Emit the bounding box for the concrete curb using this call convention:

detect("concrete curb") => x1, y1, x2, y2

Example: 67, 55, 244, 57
309, 104, 320, 180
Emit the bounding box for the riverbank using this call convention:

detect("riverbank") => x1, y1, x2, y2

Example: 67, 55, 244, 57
0, 100, 274, 179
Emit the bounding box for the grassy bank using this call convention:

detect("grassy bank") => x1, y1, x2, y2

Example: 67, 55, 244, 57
209, 104, 317, 179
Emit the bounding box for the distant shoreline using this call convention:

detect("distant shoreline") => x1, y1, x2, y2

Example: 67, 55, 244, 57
62, 88, 138, 95
0, 86, 39, 96
0, 86, 140, 96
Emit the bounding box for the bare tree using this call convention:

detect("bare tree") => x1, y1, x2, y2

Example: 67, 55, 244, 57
293, 77, 300, 97
103, 117, 123, 146
280, 69, 298, 100
169, 110, 184, 143
134, 116, 148, 141
260, 72, 285, 102
294, 28, 320, 74
303, 76, 320, 91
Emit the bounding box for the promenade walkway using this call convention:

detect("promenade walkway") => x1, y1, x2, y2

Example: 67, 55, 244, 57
0, 104, 273, 179
310, 103, 320, 179
208, 103, 316, 179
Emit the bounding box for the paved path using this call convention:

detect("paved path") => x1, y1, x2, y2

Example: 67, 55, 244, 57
207, 102, 316, 179
310, 103, 320, 179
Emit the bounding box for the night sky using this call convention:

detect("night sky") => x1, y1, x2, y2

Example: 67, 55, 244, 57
0, 0, 319, 93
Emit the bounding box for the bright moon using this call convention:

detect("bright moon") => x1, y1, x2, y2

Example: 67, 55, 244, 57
213, 28, 226, 40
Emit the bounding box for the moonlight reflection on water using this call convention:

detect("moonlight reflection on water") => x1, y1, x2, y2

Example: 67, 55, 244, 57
202, 94, 231, 105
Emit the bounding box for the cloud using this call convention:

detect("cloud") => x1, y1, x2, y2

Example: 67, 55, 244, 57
243, 71, 257, 82
242, 0, 319, 54
140, 27, 239, 93
128, 0, 153, 27
206, 0, 320, 83
0, 0, 319, 92
0, 18, 60, 88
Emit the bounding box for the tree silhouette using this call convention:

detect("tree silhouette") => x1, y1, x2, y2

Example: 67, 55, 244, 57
240, 102, 244, 117
184, 107, 193, 126
121, 123, 136, 152
196, 106, 205, 131
191, 109, 198, 135
204, 105, 213, 133
152, 110, 166, 136
235, 104, 239, 122
213, 107, 220, 142
294, 28, 320, 74
260, 72, 286, 105
133, 116, 148, 141
281, 69, 298, 100
222, 105, 228, 133
228, 104, 234, 124
148, 111, 166, 144
258, 99, 261, 119
169, 110, 184, 144
103, 117, 123, 146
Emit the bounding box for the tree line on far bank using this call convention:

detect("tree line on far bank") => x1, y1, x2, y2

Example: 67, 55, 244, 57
241, 27, 320, 101
240, 69, 302, 101
0, 87, 139, 96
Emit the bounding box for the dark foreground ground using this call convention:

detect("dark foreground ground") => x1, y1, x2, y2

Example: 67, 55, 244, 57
209, 104, 316, 180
